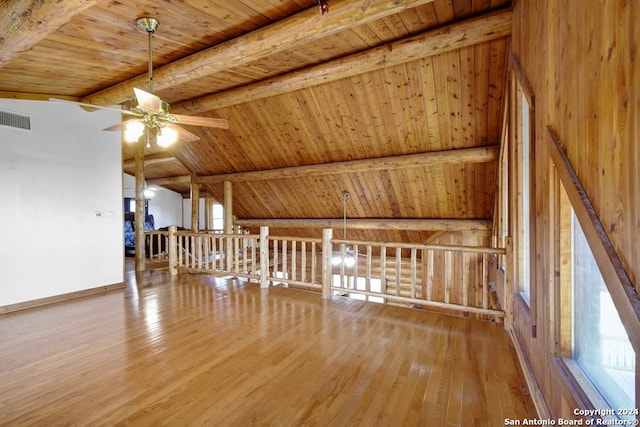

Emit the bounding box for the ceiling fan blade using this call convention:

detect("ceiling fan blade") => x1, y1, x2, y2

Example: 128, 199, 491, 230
170, 123, 201, 143
49, 98, 141, 117
173, 114, 229, 129
103, 119, 141, 132
133, 87, 163, 113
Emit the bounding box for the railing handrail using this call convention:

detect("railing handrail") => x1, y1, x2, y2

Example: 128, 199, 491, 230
270, 236, 323, 244
332, 238, 505, 254
174, 230, 261, 240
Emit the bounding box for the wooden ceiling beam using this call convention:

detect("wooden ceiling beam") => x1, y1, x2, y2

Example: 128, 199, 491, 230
195, 146, 499, 185
235, 218, 492, 232
175, 7, 512, 115
145, 175, 191, 186
81, 0, 438, 107
0, 0, 100, 68
0, 91, 79, 101
123, 153, 177, 169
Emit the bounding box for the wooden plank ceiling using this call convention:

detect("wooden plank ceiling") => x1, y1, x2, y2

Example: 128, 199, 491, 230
0, 0, 511, 244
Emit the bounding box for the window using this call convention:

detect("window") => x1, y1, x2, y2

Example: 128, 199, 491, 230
212, 203, 224, 231
518, 91, 531, 303
124, 197, 148, 214
511, 55, 535, 308
494, 105, 509, 272
558, 183, 635, 416
549, 127, 637, 420
571, 213, 635, 411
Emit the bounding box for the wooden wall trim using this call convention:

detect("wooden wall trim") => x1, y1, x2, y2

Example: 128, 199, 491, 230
545, 125, 640, 353
509, 328, 552, 420
0, 282, 125, 315
511, 52, 535, 106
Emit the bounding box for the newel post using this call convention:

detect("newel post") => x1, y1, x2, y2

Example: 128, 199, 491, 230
322, 228, 333, 299
169, 226, 177, 276
259, 226, 269, 288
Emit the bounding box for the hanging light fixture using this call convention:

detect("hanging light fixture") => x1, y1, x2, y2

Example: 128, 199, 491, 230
122, 17, 177, 148
157, 126, 178, 146
143, 181, 156, 199
332, 190, 356, 267
124, 120, 145, 142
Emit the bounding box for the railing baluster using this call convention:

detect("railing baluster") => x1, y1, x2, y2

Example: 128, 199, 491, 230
445, 251, 452, 304
427, 249, 434, 301
410, 247, 417, 299
366, 245, 372, 297
380, 245, 387, 297
282, 240, 288, 280
252, 239, 257, 275
234, 237, 240, 273
273, 239, 279, 281
482, 253, 489, 309
242, 237, 248, 273
353, 244, 359, 289
311, 241, 317, 286
340, 244, 346, 289
395, 247, 401, 297
462, 252, 469, 307
301, 241, 307, 283
291, 241, 297, 282
204, 235, 210, 269
218, 236, 224, 270
192, 236, 197, 269
291, 240, 297, 282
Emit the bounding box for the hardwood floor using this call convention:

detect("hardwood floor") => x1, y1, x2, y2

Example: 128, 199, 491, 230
0, 261, 536, 426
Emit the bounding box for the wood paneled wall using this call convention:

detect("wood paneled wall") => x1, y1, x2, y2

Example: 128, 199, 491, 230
509, 0, 639, 419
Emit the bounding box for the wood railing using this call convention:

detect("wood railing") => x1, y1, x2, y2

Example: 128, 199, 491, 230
145, 230, 170, 264
145, 226, 506, 319
329, 238, 504, 318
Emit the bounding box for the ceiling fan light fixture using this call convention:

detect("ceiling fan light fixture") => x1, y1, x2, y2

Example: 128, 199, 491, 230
51, 16, 227, 146
124, 120, 145, 142
332, 190, 357, 268
136, 17, 159, 34
332, 247, 356, 267
157, 126, 178, 147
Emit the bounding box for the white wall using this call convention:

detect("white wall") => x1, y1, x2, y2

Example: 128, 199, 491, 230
0, 99, 123, 306
123, 174, 182, 228
182, 198, 206, 229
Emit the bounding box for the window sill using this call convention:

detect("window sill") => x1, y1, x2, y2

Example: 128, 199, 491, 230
552, 357, 626, 422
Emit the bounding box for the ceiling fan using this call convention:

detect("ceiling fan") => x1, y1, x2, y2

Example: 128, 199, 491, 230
52, 17, 229, 147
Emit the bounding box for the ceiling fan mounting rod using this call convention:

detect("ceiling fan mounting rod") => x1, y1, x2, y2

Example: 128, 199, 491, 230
342, 190, 350, 239
137, 17, 159, 93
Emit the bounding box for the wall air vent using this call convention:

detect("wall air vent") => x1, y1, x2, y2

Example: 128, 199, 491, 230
0, 109, 31, 131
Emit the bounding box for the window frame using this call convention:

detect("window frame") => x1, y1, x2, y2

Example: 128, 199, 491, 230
547, 125, 640, 413
510, 54, 536, 315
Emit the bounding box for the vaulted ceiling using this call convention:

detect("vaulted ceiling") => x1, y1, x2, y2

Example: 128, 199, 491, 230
0, 0, 511, 243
